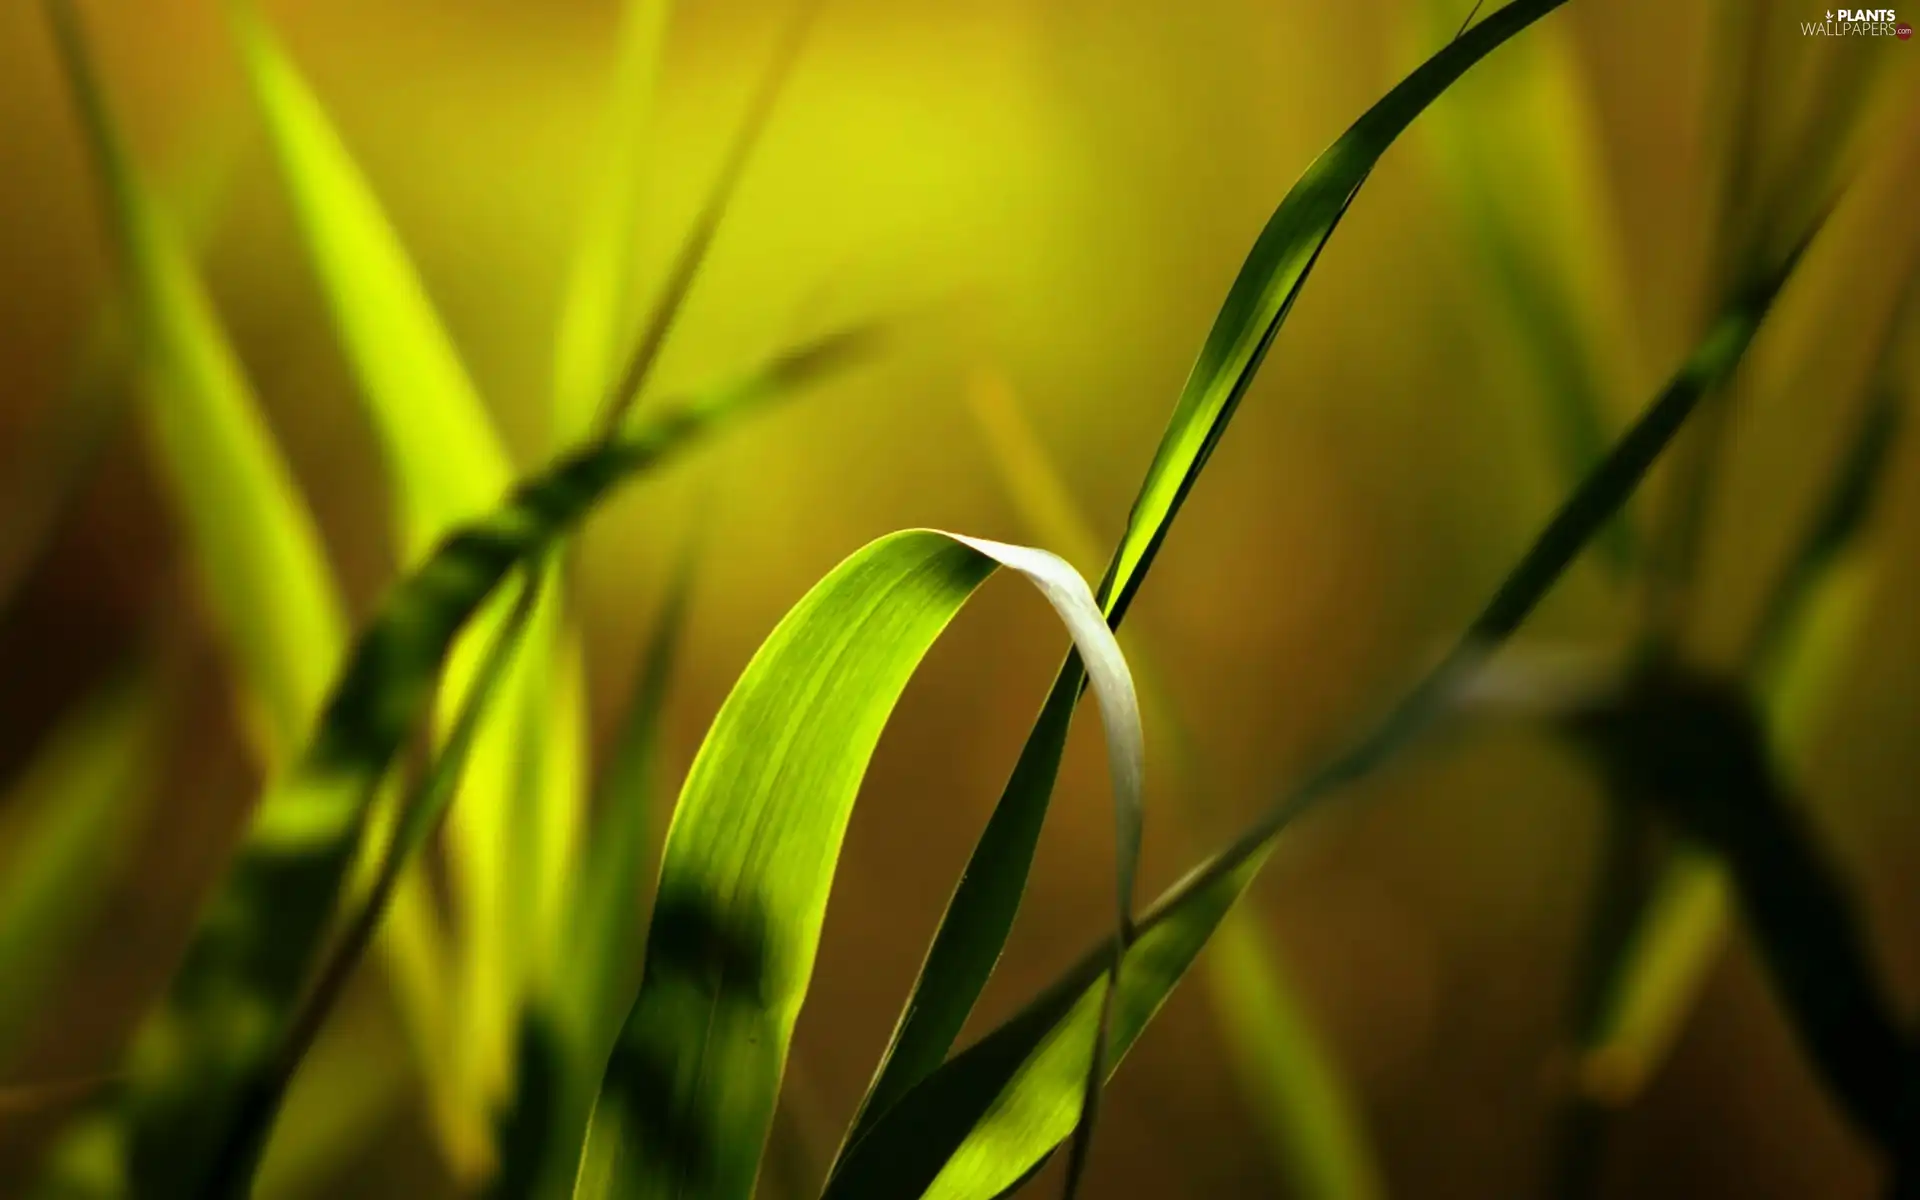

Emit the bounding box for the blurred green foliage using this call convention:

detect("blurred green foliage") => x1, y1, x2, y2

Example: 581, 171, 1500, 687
0, 1, 1916, 1198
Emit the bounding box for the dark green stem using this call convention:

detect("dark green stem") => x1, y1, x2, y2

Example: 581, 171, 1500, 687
1564, 661, 1920, 1174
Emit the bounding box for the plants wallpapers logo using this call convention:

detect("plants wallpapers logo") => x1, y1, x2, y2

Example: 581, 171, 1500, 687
1800, 7, 1911, 34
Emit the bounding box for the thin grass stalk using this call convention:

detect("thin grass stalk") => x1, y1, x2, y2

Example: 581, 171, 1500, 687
593, 0, 825, 437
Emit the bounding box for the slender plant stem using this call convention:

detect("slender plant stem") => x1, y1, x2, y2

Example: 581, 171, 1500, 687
1549, 220, 1905, 1200
208, 571, 544, 1197
1544, 805, 1659, 1200
593, 0, 826, 438
1128, 241, 1802, 975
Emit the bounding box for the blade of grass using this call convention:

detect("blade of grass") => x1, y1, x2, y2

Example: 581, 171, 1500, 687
824, 246, 1806, 1200
226, 2, 585, 1143
552, 0, 674, 446
1548, 35, 1903, 1196
29, 329, 869, 1199
967, 372, 1381, 1200
225, 1, 511, 540
47, 0, 344, 764
965, 373, 1104, 576
840, 0, 1575, 1163
1567, 848, 1728, 1106
573, 528, 1144, 1200
1568, 312, 1909, 1112
538, 7, 817, 1154
1748, 381, 1900, 684
519, 582, 594, 974
0, 112, 243, 620
1699, 0, 1888, 313
591, 0, 823, 436
1562, 660, 1918, 1167
42, 5, 460, 1181
211, 572, 547, 1193
1205, 912, 1382, 1200
1411, 0, 1642, 574
1544, 19, 1808, 1167
0, 672, 158, 1066
531, 0, 817, 1137
568, 521, 704, 1062
531, 10, 815, 1167
1647, 0, 1887, 637
491, 518, 708, 1200
251, 981, 408, 1200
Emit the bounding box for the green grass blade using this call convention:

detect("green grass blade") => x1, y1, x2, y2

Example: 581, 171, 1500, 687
0, 111, 243, 620
1748, 383, 1899, 683
217, 573, 547, 1190
967, 373, 1380, 1200
966, 373, 1104, 576
226, 1, 510, 542
824, 245, 1802, 1200
591, 0, 821, 435
573, 528, 1142, 1200
490, 521, 707, 1200
1570, 849, 1730, 1103
43, 2, 467, 1177
1698, 0, 1888, 309
1098, 0, 1574, 618
252, 983, 409, 1200
541, 7, 813, 1154
1411, 0, 1641, 574
48, 0, 345, 765
1204, 912, 1382, 1200
0, 673, 157, 1066
574, 522, 704, 1068
29, 331, 866, 1199
824, 859, 1254, 1200
512, 578, 594, 975
226, 3, 586, 1138
843, 0, 1574, 1156
1572, 330, 1908, 1109
1651, 1, 1891, 630
552, 0, 674, 446
1562, 671, 1914, 1160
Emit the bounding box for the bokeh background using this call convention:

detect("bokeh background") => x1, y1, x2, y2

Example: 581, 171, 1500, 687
1, 0, 1917, 1196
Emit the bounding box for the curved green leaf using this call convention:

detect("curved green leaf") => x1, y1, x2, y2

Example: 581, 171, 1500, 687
844, 0, 1575, 1159
575, 529, 1145, 1200
570, 523, 703, 1065
29, 330, 868, 1200
491, 521, 706, 1200
967, 373, 1380, 1200
826, 243, 1803, 1200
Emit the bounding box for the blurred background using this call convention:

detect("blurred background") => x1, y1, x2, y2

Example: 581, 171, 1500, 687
1, 0, 1917, 1196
